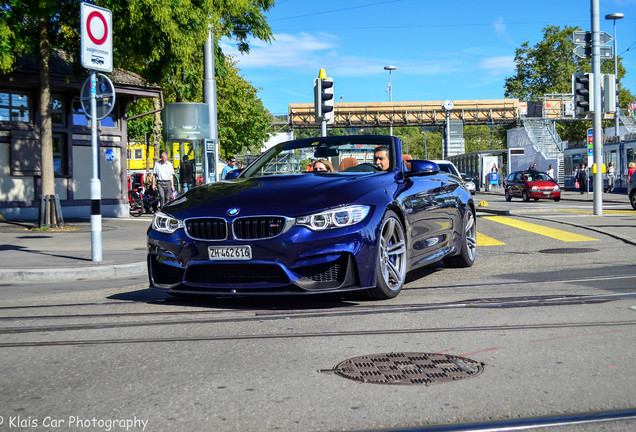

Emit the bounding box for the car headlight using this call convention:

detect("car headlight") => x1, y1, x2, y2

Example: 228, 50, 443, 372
553, 185, 560, 191
152, 212, 183, 234
296, 205, 371, 231
531, 186, 538, 191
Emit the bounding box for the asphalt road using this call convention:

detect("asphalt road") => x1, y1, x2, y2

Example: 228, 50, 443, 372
0, 195, 635, 432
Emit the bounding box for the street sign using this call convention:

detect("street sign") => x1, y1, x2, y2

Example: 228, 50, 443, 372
599, 31, 612, 45
572, 30, 613, 59
80, 73, 116, 120
80, 3, 113, 72
573, 44, 612, 59
105, 149, 116, 162
572, 30, 589, 44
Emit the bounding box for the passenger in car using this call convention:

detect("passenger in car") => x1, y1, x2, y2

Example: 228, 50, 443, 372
313, 159, 334, 172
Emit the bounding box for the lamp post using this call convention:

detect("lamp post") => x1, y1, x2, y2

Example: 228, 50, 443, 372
605, 12, 624, 142
384, 65, 396, 135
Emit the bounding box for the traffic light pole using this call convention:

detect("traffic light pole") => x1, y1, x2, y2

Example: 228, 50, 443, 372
591, 0, 603, 215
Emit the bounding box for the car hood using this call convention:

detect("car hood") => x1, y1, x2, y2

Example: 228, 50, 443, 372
528, 180, 558, 188
163, 173, 395, 218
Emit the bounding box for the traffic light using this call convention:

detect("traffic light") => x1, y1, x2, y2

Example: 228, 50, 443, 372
313, 69, 334, 125
572, 72, 594, 118
603, 73, 616, 113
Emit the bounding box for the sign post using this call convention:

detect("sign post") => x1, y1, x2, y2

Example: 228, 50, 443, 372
80, 2, 113, 262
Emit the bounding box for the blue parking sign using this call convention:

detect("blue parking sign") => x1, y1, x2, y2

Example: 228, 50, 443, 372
490, 172, 498, 184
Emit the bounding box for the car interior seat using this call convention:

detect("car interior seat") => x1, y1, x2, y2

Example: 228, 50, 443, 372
402, 154, 413, 171
338, 157, 359, 171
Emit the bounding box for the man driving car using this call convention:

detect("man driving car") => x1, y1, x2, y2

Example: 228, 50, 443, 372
373, 146, 390, 170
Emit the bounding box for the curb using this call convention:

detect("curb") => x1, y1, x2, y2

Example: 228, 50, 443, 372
0, 262, 146, 285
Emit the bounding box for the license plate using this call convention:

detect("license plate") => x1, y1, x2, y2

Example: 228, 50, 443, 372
208, 245, 252, 260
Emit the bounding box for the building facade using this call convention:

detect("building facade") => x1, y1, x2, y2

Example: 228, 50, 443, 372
0, 56, 161, 220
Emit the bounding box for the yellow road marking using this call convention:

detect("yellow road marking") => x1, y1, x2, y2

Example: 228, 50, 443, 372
557, 209, 635, 215
483, 216, 599, 242
477, 232, 505, 246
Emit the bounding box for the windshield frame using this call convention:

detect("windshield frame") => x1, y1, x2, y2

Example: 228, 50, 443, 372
239, 135, 398, 179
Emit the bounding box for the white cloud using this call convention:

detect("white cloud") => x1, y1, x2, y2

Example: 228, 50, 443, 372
220, 32, 338, 69
494, 16, 506, 37
479, 56, 516, 74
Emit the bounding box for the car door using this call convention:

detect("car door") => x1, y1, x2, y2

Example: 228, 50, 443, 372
401, 174, 451, 269
511, 172, 525, 197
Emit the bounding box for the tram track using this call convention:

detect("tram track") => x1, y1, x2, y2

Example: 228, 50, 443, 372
1, 273, 635, 313
1, 292, 635, 335
1, 319, 635, 348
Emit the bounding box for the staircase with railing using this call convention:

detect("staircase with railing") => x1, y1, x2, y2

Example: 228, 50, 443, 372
619, 109, 636, 134
522, 118, 565, 185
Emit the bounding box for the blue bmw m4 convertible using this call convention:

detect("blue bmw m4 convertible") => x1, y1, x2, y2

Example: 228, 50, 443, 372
147, 135, 476, 300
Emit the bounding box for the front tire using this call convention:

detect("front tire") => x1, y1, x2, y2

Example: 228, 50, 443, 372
444, 206, 476, 268
364, 210, 407, 300
505, 189, 512, 201
630, 191, 636, 210
522, 190, 530, 202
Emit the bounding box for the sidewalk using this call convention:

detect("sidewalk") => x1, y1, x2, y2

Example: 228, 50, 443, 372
0, 191, 634, 285
0, 215, 151, 284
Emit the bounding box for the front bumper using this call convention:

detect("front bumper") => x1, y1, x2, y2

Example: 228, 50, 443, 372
528, 190, 561, 199
147, 222, 378, 296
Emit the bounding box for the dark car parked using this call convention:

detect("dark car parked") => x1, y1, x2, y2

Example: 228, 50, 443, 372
505, 170, 561, 202
147, 135, 476, 300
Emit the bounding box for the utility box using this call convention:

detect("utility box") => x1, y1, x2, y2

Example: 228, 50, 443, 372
162, 103, 218, 186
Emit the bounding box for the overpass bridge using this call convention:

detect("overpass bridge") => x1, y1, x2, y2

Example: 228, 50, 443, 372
288, 99, 522, 128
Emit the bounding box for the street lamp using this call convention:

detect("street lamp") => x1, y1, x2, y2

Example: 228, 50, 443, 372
384, 65, 396, 135
605, 12, 624, 142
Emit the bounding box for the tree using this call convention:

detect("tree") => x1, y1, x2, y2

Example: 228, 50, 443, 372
1, 0, 275, 199
216, 57, 271, 158
1, 1, 80, 212
504, 25, 634, 144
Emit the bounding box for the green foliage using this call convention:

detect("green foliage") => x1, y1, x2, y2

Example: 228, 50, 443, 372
504, 26, 587, 101
126, 98, 155, 140
216, 57, 271, 158
505, 25, 635, 144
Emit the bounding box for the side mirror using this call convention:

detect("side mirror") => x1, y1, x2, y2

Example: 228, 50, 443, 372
225, 169, 242, 180
405, 160, 440, 177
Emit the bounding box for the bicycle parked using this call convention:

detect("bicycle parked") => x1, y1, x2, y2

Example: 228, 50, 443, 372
128, 187, 144, 217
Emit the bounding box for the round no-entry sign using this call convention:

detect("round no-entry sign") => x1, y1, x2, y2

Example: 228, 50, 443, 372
80, 2, 113, 72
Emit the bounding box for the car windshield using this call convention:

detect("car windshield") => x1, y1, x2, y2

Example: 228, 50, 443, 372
240, 136, 395, 178
524, 172, 549, 182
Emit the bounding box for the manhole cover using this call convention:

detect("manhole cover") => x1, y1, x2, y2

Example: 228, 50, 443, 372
321, 352, 484, 385
539, 248, 599, 254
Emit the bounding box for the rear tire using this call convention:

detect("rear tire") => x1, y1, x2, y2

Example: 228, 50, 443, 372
505, 189, 512, 201
444, 207, 476, 268
630, 191, 636, 210
363, 210, 407, 300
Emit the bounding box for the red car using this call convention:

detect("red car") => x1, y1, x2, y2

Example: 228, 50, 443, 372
504, 170, 561, 202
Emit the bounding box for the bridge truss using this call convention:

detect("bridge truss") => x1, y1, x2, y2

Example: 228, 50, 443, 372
288, 99, 522, 128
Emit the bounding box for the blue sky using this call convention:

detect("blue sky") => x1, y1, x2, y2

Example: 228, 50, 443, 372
220, 0, 636, 115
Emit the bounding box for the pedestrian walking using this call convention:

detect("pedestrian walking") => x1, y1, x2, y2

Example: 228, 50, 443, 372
606, 161, 616, 193
152, 152, 175, 209
179, 155, 196, 193
547, 164, 554, 179
628, 162, 636, 185
222, 156, 239, 179
574, 163, 587, 194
